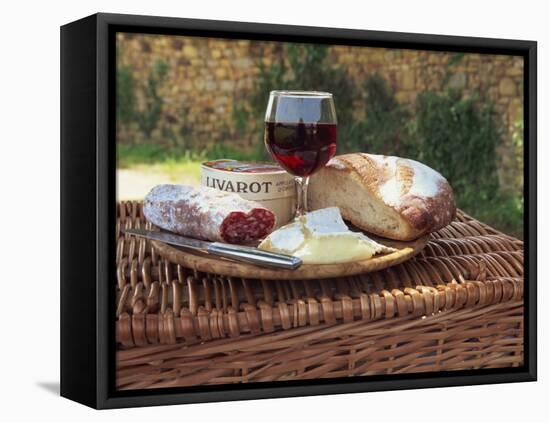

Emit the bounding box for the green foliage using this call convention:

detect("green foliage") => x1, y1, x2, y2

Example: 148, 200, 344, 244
412, 89, 522, 238
116, 59, 169, 140
116, 65, 136, 124
413, 90, 500, 196
117, 143, 182, 167
447, 53, 465, 68
136, 60, 169, 138
206, 142, 265, 162
512, 117, 524, 176
283, 44, 355, 131
461, 190, 523, 239
440, 53, 466, 88
332, 71, 523, 238
249, 60, 287, 121
232, 104, 250, 138
344, 74, 413, 155
117, 142, 262, 170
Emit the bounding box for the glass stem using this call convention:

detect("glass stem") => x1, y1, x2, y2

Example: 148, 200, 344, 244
294, 176, 310, 217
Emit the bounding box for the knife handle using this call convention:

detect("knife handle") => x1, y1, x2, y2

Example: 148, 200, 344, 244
207, 243, 302, 270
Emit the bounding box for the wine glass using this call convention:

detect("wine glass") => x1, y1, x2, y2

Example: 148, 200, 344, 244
264, 91, 337, 218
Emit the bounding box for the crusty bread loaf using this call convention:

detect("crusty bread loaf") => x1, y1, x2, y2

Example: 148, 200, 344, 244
308, 153, 456, 240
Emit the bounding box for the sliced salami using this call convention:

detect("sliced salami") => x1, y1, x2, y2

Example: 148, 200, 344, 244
143, 184, 276, 244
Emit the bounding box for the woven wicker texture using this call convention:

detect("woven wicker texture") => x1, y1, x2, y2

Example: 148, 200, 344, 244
115, 201, 524, 389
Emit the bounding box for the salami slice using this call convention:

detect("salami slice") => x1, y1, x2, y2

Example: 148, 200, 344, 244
143, 184, 276, 244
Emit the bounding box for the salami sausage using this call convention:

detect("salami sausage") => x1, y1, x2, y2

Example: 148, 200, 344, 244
143, 184, 276, 244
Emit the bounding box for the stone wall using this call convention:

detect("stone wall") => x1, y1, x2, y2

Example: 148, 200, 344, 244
116, 33, 524, 191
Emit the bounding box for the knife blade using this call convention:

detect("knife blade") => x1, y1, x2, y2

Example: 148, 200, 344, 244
123, 228, 302, 270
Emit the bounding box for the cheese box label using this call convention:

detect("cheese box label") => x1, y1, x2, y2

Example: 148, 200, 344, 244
201, 159, 296, 227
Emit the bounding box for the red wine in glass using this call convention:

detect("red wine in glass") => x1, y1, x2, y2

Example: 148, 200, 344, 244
264, 122, 337, 177
264, 91, 338, 217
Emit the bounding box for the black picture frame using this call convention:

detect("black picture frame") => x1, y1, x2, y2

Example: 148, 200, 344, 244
60, 12, 537, 409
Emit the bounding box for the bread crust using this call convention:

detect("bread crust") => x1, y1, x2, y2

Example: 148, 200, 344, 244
309, 153, 456, 240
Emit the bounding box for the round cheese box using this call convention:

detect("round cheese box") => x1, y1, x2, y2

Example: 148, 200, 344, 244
201, 159, 296, 228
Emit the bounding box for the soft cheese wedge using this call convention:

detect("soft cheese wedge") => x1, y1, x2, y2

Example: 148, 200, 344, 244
258, 207, 396, 264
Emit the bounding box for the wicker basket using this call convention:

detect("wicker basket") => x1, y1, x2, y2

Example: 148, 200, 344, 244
115, 201, 524, 390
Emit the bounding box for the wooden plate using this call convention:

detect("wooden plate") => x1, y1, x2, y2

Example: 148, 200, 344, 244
151, 233, 429, 280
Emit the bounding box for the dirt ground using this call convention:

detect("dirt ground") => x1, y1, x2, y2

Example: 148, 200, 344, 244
117, 169, 200, 200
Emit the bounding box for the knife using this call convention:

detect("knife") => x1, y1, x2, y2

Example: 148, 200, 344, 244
123, 228, 302, 270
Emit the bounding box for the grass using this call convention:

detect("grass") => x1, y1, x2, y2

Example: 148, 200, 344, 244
117, 144, 205, 168
118, 143, 265, 167
459, 191, 524, 239
117, 141, 272, 183
116, 145, 203, 181
116, 143, 268, 186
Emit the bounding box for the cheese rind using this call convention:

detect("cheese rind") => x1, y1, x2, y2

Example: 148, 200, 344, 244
259, 207, 395, 264
302, 207, 348, 234
262, 221, 305, 253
